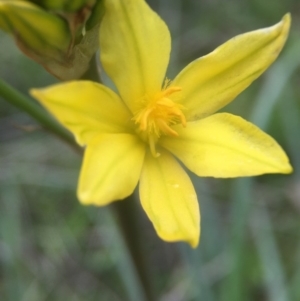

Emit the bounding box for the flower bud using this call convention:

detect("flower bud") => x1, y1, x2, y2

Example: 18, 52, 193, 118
0, 0, 104, 80
0, 2, 70, 50
30, 0, 96, 12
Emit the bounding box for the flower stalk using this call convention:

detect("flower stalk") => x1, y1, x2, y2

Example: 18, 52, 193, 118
113, 196, 155, 301
0, 78, 78, 149
0, 61, 154, 301
83, 57, 155, 301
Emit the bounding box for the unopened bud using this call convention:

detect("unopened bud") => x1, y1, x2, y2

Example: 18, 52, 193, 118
0, 0, 104, 80
30, 0, 96, 12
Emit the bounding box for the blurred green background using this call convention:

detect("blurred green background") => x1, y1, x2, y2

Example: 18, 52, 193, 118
1, 0, 300, 300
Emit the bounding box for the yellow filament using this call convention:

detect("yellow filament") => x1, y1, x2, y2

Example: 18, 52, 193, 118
133, 84, 186, 156
149, 135, 160, 157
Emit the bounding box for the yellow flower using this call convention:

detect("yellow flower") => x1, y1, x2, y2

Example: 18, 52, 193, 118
31, 0, 292, 248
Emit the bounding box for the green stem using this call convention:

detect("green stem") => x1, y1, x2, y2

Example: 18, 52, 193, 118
0, 58, 153, 300
0, 79, 79, 151
82, 57, 154, 301
81, 54, 101, 81
112, 196, 155, 301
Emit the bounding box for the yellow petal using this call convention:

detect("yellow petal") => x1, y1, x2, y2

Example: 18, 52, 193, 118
139, 149, 200, 248
78, 134, 146, 205
160, 113, 293, 177
172, 14, 291, 120
100, 0, 171, 113
30, 81, 132, 146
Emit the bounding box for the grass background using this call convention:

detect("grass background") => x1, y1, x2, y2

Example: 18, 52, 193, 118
1, 0, 300, 300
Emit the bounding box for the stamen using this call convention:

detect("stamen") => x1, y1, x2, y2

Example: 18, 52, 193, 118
137, 107, 154, 131
162, 86, 182, 97
149, 135, 160, 157
156, 119, 179, 136
133, 82, 186, 157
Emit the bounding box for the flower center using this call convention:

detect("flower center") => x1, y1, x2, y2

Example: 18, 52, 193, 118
133, 84, 186, 157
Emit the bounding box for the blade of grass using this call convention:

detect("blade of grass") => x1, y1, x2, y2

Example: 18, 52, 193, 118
177, 176, 221, 301
99, 207, 149, 301
243, 36, 300, 301
220, 36, 300, 301
179, 242, 216, 301
220, 178, 253, 301
289, 240, 300, 301
0, 184, 24, 300
250, 203, 289, 301
277, 86, 300, 178
250, 36, 300, 128
277, 87, 300, 301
